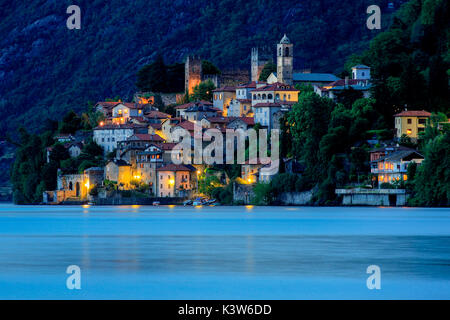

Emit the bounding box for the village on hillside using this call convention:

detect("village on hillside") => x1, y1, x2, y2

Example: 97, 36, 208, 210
39, 35, 446, 206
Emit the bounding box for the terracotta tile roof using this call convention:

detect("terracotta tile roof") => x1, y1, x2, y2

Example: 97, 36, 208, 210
156, 143, 178, 151
157, 164, 195, 172
237, 99, 252, 103
236, 81, 260, 89
324, 79, 369, 87
93, 123, 146, 130
204, 116, 232, 123
212, 86, 236, 92
149, 123, 162, 130
175, 101, 213, 109
145, 110, 171, 119
176, 121, 196, 131
130, 134, 165, 142
252, 82, 298, 92
120, 102, 144, 109
394, 110, 431, 117
95, 101, 121, 109
236, 117, 255, 125
185, 103, 219, 113
252, 103, 282, 108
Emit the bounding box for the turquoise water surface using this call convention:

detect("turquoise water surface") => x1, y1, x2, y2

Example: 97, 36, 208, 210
0, 203, 449, 299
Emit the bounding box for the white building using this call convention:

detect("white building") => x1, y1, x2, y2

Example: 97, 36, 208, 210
93, 123, 147, 154
352, 65, 371, 80
111, 103, 144, 124
315, 65, 372, 100
253, 103, 283, 130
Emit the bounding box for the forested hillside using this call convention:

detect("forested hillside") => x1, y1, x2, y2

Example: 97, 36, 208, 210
0, 0, 397, 136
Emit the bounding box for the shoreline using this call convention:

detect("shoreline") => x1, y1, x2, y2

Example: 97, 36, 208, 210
1, 201, 448, 208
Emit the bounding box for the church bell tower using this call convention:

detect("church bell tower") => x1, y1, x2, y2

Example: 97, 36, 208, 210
277, 34, 293, 85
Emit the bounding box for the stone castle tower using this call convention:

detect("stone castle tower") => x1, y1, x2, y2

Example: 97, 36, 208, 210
276, 34, 293, 85
251, 47, 272, 82
185, 55, 202, 94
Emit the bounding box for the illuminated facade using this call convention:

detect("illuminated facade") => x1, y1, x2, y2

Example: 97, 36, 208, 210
370, 149, 424, 186
394, 110, 431, 139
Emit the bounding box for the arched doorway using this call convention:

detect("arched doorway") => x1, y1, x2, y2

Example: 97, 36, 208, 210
75, 182, 80, 197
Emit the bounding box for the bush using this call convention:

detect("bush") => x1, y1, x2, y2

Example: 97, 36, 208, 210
380, 182, 396, 189
89, 186, 99, 196
252, 183, 272, 205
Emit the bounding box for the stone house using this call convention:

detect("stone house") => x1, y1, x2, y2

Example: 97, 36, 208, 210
156, 164, 195, 197
105, 160, 132, 189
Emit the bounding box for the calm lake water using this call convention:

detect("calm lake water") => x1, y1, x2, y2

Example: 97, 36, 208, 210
0, 203, 449, 299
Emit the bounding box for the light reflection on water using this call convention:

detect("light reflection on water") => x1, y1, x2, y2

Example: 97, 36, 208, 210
0, 204, 449, 299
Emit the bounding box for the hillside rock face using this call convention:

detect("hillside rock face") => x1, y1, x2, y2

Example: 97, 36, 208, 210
0, 0, 390, 134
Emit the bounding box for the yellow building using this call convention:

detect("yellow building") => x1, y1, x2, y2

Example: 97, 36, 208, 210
250, 82, 299, 106
105, 160, 132, 189
394, 110, 431, 139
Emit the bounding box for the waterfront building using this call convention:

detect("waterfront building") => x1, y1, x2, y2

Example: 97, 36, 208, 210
157, 164, 195, 197
370, 149, 424, 186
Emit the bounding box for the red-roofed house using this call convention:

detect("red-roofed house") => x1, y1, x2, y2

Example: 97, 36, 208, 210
175, 101, 214, 118
394, 110, 431, 139
111, 103, 145, 124
145, 110, 171, 123
95, 101, 122, 117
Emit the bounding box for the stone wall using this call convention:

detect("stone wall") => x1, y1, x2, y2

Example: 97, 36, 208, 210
336, 189, 409, 206
233, 182, 254, 204
278, 191, 313, 205
160, 93, 185, 106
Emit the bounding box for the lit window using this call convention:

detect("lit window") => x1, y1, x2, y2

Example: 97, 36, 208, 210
403, 175, 408, 181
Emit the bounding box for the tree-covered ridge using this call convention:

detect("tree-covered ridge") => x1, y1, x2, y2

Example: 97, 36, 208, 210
347, 0, 450, 122
252, 0, 450, 206
0, 0, 394, 136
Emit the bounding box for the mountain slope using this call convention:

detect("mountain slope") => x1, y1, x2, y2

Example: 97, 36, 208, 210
0, 0, 397, 135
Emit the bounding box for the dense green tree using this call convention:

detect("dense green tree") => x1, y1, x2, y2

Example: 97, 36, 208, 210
411, 130, 450, 206
287, 92, 334, 177
48, 144, 70, 163
258, 62, 276, 82
190, 80, 216, 102
59, 110, 81, 134
202, 60, 221, 75
136, 55, 168, 93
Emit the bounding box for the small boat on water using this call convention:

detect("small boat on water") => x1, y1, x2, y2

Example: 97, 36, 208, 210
183, 200, 193, 206
152, 201, 160, 206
